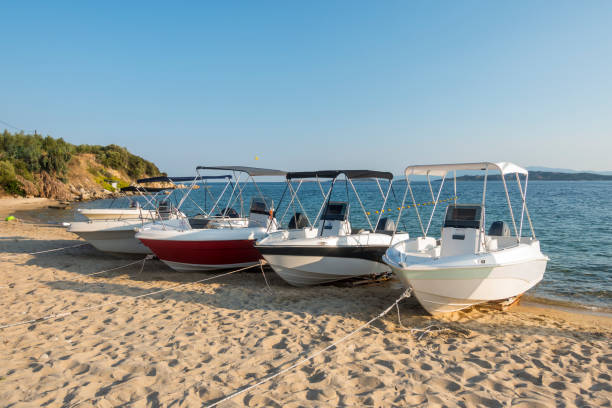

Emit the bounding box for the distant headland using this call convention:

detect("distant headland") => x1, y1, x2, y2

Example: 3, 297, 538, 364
0, 131, 164, 200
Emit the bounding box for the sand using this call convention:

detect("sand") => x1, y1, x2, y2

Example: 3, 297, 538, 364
0, 201, 611, 407
0, 197, 60, 218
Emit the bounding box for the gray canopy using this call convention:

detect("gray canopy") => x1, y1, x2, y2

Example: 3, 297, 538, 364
196, 166, 286, 177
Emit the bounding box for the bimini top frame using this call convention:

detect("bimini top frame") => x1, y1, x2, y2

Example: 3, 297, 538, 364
137, 175, 232, 183
194, 166, 287, 225
277, 170, 395, 234
134, 174, 234, 219
404, 162, 528, 178
396, 161, 535, 249
287, 170, 393, 180
196, 166, 286, 177
103, 175, 204, 211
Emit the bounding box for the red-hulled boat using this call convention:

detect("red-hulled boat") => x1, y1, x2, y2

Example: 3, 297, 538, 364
135, 166, 285, 271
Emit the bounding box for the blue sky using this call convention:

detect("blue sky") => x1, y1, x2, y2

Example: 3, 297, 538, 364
1, 1, 611, 174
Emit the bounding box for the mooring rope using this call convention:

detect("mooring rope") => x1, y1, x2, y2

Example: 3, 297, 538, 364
0, 255, 153, 294
0, 242, 88, 260
259, 259, 273, 293
201, 288, 412, 408
79, 255, 153, 279
0, 263, 258, 331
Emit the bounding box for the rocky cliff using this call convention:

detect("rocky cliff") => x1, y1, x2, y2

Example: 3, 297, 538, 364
0, 131, 164, 201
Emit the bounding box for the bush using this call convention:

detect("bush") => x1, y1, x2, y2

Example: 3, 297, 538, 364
0, 131, 163, 194
0, 160, 24, 196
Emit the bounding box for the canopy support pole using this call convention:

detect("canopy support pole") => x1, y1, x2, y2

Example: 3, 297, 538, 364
348, 178, 376, 232
426, 174, 435, 201
501, 174, 519, 243
207, 176, 233, 217
318, 178, 337, 236
425, 175, 446, 236
176, 173, 201, 210
313, 178, 336, 228
515, 173, 536, 239
289, 180, 311, 226
392, 178, 411, 240
478, 169, 488, 253
409, 178, 426, 237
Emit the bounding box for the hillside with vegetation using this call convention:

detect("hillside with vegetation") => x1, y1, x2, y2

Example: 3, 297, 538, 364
0, 131, 164, 200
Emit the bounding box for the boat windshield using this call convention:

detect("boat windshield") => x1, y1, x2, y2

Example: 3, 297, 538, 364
444, 205, 482, 229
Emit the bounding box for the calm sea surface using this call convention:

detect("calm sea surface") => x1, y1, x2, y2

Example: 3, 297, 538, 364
26, 179, 612, 313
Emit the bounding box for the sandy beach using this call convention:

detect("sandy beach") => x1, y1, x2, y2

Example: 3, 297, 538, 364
0, 200, 610, 407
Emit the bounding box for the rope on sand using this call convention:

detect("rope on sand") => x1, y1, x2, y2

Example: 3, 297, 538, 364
394, 301, 472, 340
65, 263, 281, 408
201, 288, 413, 408
82, 255, 154, 278
410, 324, 472, 340
259, 259, 273, 292
1, 255, 153, 294
0, 263, 258, 331
0, 242, 88, 260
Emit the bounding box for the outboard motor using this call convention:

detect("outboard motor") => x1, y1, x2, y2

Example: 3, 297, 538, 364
376, 217, 395, 234
288, 212, 309, 229
440, 204, 484, 257
488, 221, 510, 236
318, 201, 351, 237
216, 207, 240, 218
248, 197, 277, 229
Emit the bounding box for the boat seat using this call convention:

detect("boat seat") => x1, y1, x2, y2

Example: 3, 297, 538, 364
288, 212, 309, 229
157, 200, 175, 220
188, 217, 211, 229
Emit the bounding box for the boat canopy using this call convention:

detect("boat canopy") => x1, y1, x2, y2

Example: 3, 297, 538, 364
196, 166, 286, 177
136, 175, 232, 183
120, 186, 174, 193
405, 162, 528, 178
395, 161, 535, 242
286, 170, 393, 180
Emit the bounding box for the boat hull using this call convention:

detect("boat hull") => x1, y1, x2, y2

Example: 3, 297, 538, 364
136, 225, 270, 272
138, 237, 262, 271
257, 245, 391, 286
387, 257, 547, 315
78, 208, 154, 221
69, 221, 152, 254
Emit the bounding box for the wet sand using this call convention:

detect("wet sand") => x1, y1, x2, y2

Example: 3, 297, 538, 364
0, 200, 611, 407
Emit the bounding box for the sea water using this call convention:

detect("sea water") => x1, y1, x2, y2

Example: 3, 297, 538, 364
68, 179, 612, 313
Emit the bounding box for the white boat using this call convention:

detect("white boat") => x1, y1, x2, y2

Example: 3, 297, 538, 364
69, 174, 242, 255
256, 170, 410, 286
135, 166, 286, 271
68, 218, 154, 254
383, 162, 549, 315
78, 206, 154, 220
140, 174, 250, 230
76, 183, 176, 221
69, 199, 183, 254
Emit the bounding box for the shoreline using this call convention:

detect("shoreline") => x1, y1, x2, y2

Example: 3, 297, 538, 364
0, 208, 610, 406
2, 196, 609, 318
517, 301, 612, 326
521, 300, 612, 320
0, 197, 60, 219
